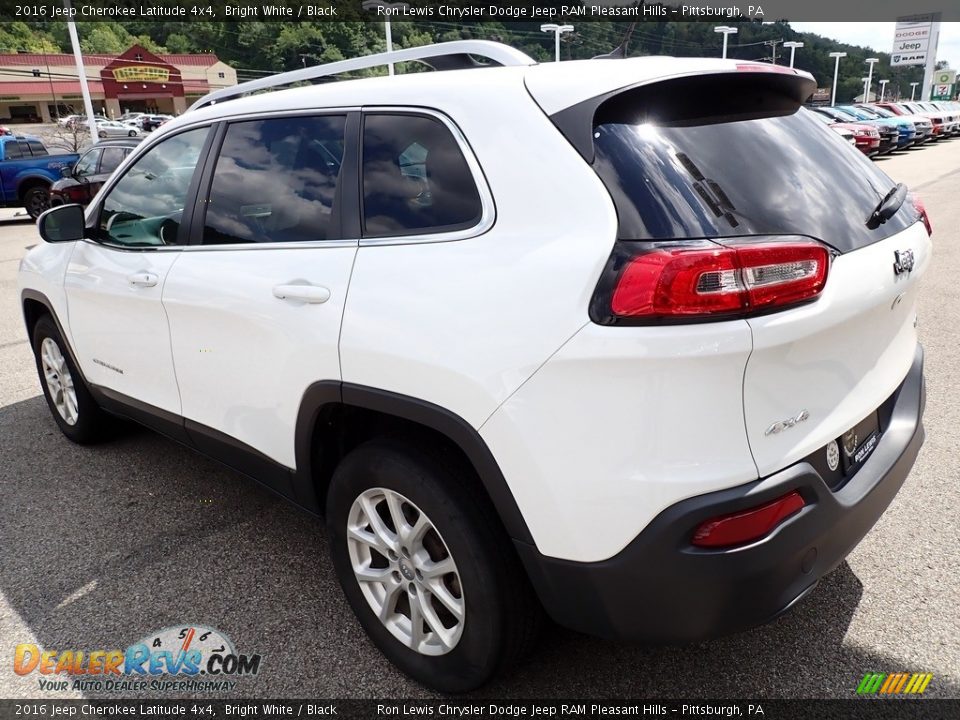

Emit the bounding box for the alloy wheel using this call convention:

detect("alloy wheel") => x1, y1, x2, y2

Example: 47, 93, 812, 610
40, 337, 78, 426
347, 487, 465, 656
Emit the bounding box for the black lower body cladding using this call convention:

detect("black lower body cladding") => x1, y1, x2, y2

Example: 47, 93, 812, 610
516, 345, 925, 642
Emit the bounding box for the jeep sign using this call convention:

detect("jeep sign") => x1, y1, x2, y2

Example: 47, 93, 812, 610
891, 15, 933, 66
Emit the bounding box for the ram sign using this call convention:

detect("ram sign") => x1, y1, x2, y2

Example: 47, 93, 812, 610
891, 14, 937, 67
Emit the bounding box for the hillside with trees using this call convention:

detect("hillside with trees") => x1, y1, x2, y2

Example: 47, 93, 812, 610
0, 17, 930, 102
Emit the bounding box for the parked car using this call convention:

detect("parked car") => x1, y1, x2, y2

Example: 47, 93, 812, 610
48, 138, 140, 207
811, 105, 898, 155
96, 120, 140, 138
877, 102, 949, 140
841, 105, 917, 149
912, 101, 959, 136
57, 114, 78, 128
860, 104, 933, 144
0, 134, 79, 217
808, 109, 876, 151
21, 44, 930, 691
140, 114, 174, 132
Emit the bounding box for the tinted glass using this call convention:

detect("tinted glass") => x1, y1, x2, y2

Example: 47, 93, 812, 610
362, 114, 482, 237
592, 108, 918, 252
99, 127, 209, 247
99, 147, 127, 174
5, 142, 23, 160
18, 142, 31, 157
28, 141, 47, 156
74, 148, 101, 178
202, 115, 345, 245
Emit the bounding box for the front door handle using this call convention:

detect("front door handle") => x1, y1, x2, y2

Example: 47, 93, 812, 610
272, 284, 331, 304
127, 271, 159, 287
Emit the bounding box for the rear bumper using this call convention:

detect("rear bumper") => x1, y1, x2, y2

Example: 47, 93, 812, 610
517, 345, 925, 642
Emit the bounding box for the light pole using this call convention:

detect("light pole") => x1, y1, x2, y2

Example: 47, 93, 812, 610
714, 26, 738, 59
362, 0, 410, 76
861, 77, 870, 103
864, 57, 879, 103
540, 24, 574, 62
879, 79, 889, 102
782, 41, 804, 68
829, 51, 846, 106
910, 82, 919, 101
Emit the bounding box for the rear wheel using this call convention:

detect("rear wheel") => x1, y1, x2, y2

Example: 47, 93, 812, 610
32, 315, 115, 444
327, 439, 541, 692
128, 130, 137, 137
23, 185, 50, 219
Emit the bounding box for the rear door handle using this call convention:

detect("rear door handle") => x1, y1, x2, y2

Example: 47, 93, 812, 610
272, 284, 331, 304
127, 271, 159, 287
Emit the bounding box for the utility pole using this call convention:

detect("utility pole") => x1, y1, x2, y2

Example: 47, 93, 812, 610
362, 0, 410, 76
910, 81, 919, 101
763, 39, 783, 65
879, 79, 889, 102
64, 0, 97, 141
540, 24, 574, 62
864, 57, 879, 103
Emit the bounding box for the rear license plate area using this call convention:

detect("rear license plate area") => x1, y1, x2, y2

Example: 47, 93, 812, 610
804, 410, 882, 491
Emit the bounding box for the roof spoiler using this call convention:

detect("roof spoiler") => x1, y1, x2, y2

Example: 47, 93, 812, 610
550, 67, 817, 164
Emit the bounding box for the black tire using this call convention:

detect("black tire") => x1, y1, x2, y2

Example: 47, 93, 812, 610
32, 314, 115, 444
327, 439, 542, 692
128, 130, 137, 137
23, 185, 50, 219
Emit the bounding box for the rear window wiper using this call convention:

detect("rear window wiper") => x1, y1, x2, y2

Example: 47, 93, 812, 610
867, 183, 907, 229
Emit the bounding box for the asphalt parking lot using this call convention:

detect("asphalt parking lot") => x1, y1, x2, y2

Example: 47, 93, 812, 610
1, 139, 958, 701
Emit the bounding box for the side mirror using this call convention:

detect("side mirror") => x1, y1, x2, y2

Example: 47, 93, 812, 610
38, 204, 86, 243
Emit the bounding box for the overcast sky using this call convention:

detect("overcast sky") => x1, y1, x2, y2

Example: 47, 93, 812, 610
790, 22, 960, 70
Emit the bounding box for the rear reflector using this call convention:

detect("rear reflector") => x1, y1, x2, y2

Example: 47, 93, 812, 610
692, 491, 806, 548
608, 240, 829, 321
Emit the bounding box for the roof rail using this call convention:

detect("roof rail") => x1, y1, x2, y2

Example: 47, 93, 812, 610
189, 40, 537, 112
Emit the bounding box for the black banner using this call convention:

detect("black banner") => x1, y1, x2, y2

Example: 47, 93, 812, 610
1, 701, 960, 720
2, 0, 960, 23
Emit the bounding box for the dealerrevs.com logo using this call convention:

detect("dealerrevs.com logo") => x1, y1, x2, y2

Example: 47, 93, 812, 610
14, 625, 262, 693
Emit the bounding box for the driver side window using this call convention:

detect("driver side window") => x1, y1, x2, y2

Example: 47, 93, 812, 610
98, 127, 209, 247
74, 148, 101, 178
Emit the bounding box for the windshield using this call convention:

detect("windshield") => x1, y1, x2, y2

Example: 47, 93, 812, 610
591, 107, 919, 252
869, 106, 896, 118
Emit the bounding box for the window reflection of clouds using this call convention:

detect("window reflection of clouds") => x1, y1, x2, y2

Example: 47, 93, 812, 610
593, 110, 913, 249
203, 116, 344, 245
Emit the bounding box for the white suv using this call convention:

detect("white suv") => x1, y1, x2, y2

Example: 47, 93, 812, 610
19, 42, 930, 691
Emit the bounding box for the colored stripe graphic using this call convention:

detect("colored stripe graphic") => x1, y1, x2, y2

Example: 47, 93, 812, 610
858, 672, 933, 695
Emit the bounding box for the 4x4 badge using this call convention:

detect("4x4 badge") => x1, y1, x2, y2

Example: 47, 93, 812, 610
893, 249, 915, 275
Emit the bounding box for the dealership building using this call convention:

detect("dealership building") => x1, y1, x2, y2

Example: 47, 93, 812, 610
0, 44, 237, 122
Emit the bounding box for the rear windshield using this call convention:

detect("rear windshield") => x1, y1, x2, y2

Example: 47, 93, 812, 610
592, 108, 918, 251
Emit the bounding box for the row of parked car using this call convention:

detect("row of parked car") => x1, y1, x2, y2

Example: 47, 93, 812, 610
56, 111, 174, 138
810, 100, 960, 157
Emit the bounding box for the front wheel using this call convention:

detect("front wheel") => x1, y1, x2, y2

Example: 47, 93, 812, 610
128, 130, 137, 137
327, 439, 542, 692
32, 315, 116, 444
23, 185, 50, 219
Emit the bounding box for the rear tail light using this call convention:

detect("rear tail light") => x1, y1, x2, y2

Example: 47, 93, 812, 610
909, 193, 932, 236
691, 491, 806, 548
595, 239, 830, 324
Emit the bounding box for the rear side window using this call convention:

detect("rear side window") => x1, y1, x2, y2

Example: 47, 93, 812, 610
361, 113, 482, 237
592, 107, 917, 252
99, 147, 127, 174
202, 115, 346, 245
28, 141, 46, 156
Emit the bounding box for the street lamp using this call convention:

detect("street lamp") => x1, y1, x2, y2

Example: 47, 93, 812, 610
861, 76, 871, 103
714, 26, 738, 59
782, 41, 804, 68
540, 24, 574, 62
864, 57, 879, 103
879, 79, 889, 102
829, 51, 847, 106
910, 82, 919, 101
362, 0, 410, 76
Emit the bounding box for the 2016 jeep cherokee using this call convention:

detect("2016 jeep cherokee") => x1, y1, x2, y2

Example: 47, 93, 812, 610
19, 41, 929, 692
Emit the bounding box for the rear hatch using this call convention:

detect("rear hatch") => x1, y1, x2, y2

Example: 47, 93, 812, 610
532, 64, 931, 477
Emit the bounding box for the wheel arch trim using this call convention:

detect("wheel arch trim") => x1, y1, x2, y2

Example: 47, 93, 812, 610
293, 381, 535, 546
